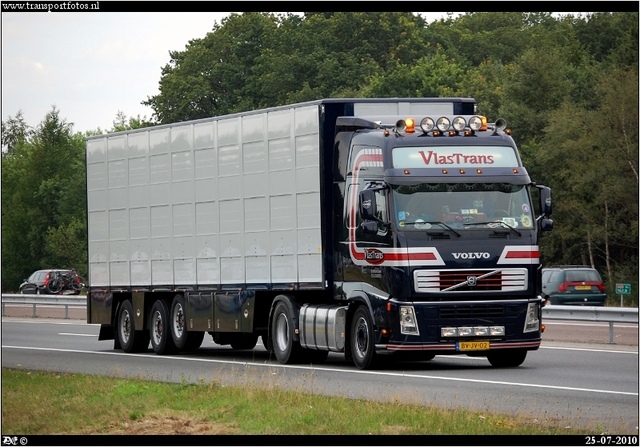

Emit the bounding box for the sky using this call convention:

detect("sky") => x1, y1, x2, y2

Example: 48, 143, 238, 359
1, 10, 465, 134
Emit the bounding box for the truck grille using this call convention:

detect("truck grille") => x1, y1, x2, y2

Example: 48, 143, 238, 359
414, 268, 528, 293
439, 304, 505, 319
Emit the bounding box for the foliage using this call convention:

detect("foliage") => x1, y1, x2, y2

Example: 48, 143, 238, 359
110, 110, 154, 133
1, 110, 33, 154
2, 12, 638, 304
1, 108, 87, 289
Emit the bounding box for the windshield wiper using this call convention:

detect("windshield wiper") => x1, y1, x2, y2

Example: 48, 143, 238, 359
403, 221, 461, 237
464, 221, 522, 236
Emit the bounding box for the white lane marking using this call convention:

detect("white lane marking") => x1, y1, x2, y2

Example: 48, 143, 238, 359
2, 345, 637, 397
540, 345, 638, 355
543, 321, 638, 328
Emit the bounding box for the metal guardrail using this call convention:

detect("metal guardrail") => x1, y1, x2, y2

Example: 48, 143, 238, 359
542, 304, 638, 344
1, 295, 638, 342
1, 293, 86, 319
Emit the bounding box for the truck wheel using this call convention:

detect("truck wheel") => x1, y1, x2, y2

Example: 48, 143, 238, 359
487, 349, 527, 367
350, 306, 377, 370
117, 300, 149, 353
230, 334, 259, 350
150, 300, 177, 355
170, 294, 204, 351
271, 300, 303, 364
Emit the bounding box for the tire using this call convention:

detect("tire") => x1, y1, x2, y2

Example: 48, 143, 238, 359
117, 300, 149, 353
46, 279, 61, 294
169, 294, 204, 351
230, 333, 259, 350
487, 349, 527, 368
350, 306, 377, 370
150, 300, 178, 355
70, 279, 83, 291
271, 300, 303, 364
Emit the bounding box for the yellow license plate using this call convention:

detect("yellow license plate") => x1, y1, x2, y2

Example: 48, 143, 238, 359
575, 285, 591, 290
457, 341, 490, 351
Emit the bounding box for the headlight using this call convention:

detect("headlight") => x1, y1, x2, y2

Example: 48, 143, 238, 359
400, 306, 420, 335
523, 302, 540, 333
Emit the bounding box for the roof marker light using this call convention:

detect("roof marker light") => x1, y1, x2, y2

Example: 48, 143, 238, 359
405, 118, 415, 133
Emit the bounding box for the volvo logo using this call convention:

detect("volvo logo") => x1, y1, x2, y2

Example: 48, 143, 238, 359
467, 276, 478, 287
452, 252, 490, 259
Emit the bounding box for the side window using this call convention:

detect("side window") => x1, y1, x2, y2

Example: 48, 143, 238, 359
374, 189, 387, 233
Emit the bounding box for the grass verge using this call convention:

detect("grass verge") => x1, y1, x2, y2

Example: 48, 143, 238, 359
2, 368, 594, 435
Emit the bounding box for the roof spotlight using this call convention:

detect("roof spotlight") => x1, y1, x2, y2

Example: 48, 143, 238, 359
468, 116, 483, 131
452, 116, 466, 132
420, 117, 435, 133
436, 117, 450, 132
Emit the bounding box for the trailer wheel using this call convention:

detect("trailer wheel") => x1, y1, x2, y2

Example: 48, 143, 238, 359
170, 294, 204, 351
350, 306, 377, 370
271, 300, 303, 364
150, 300, 177, 355
487, 349, 527, 368
117, 300, 149, 353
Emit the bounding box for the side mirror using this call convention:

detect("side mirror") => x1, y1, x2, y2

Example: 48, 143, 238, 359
540, 218, 553, 232
538, 185, 552, 217
359, 189, 377, 221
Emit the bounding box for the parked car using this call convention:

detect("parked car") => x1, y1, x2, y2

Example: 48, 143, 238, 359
19, 269, 84, 295
541, 265, 607, 306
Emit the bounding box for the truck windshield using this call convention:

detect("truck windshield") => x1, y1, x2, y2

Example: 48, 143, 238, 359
392, 183, 534, 231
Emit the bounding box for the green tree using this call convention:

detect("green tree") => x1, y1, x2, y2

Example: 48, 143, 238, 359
531, 66, 638, 304
1, 107, 87, 291
110, 110, 154, 133
143, 12, 280, 123
1, 110, 32, 154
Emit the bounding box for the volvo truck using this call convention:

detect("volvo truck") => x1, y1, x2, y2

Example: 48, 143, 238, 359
85, 98, 553, 369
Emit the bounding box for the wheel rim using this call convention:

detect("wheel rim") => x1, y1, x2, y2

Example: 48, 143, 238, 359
275, 312, 290, 352
172, 303, 184, 339
120, 309, 131, 344
152, 310, 163, 345
354, 316, 369, 360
